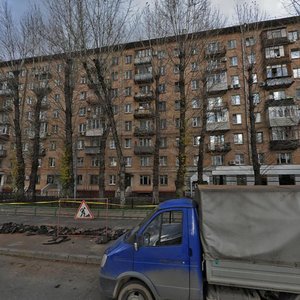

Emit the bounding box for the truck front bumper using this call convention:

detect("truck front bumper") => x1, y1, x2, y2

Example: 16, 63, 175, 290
99, 273, 117, 299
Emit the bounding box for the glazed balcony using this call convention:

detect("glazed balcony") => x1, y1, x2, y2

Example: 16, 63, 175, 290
205, 46, 226, 58
134, 145, 154, 155
206, 142, 231, 153
265, 97, 295, 108
269, 139, 299, 150
261, 32, 291, 47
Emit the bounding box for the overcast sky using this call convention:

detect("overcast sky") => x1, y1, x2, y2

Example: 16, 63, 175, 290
5, 0, 291, 26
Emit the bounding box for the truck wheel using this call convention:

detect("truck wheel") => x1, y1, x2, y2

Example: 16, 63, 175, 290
117, 281, 153, 300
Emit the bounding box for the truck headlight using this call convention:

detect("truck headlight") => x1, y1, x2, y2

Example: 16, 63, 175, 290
101, 254, 107, 268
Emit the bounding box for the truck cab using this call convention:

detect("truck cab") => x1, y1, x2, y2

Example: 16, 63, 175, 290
99, 198, 203, 300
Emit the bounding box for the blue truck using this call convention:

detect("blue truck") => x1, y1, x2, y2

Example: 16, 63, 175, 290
99, 186, 300, 300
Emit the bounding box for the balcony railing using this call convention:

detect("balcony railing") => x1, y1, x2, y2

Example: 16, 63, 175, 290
206, 121, 230, 132
265, 97, 295, 108
206, 142, 231, 152
85, 128, 103, 136
269, 139, 299, 150
134, 73, 153, 83
134, 145, 154, 155
134, 91, 154, 101
134, 56, 152, 65
134, 127, 155, 136
205, 46, 226, 58
133, 108, 155, 119
85, 146, 100, 155
262, 77, 294, 89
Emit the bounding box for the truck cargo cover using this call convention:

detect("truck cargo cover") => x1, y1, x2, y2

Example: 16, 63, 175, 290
197, 185, 300, 266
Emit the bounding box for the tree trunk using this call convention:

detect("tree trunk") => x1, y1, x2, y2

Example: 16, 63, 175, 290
175, 50, 187, 197
152, 74, 161, 204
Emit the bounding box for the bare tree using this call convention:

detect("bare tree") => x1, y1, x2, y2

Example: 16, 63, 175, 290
235, 2, 267, 185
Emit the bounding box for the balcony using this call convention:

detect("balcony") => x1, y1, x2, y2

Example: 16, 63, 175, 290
85, 128, 103, 136
85, 146, 100, 155
0, 104, 13, 112
134, 145, 154, 155
206, 121, 230, 132
0, 149, 7, 158
0, 89, 13, 96
207, 82, 228, 95
261, 33, 291, 47
134, 127, 155, 136
134, 108, 155, 119
265, 97, 295, 108
206, 142, 231, 153
269, 139, 299, 151
134, 91, 154, 102
264, 55, 290, 65
262, 77, 294, 89
134, 56, 152, 65
205, 46, 226, 58
134, 73, 153, 83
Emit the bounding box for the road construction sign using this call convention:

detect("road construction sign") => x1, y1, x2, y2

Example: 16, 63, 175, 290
75, 200, 94, 219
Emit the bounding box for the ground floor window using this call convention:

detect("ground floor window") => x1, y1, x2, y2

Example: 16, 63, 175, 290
212, 175, 226, 185
279, 175, 295, 185
237, 175, 247, 185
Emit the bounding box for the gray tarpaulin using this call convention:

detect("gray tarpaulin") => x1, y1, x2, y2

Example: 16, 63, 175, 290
196, 185, 300, 266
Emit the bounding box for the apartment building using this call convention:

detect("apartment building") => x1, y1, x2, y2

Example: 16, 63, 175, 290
0, 16, 300, 197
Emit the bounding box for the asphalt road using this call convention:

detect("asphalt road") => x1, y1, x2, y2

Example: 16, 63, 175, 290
0, 255, 102, 300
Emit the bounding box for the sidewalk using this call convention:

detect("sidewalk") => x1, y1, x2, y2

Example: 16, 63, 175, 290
0, 214, 140, 265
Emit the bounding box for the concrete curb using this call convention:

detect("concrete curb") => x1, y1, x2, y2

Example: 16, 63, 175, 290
0, 247, 102, 265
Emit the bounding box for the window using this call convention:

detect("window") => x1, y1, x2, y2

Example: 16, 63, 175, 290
140, 175, 151, 185
157, 50, 166, 59
125, 157, 132, 167
191, 80, 200, 90
125, 55, 132, 64
231, 75, 240, 86
207, 110, 228, 123
291, 49, 300, 59
160, 119, 167, 130
124, 70, 132, 79
174, 65, 180, 74
256, 132, 263, 143
54, 94, 60, 102
230, 56, 238, 66
208, 96, 223, 109
110, 157, 117, 167
47, 175, 55, 184
159, 101, 166, 111
124, 103, 132, 113
192, 98, 200, 108
139, 138, 152, 147
193, 136, 201, 146
237, 175, 247, 185
255, 112, 262, 123
212, 155, 223, 166
52, 125, 59, 133
160, 137, 167, 148
192, 117, 200, 127
159, 66, 166, 76
80, 76, 87, 84
78, 123, 86, 134
248, 53, 256, 64
77, 140, 84, 150
232, 113, 242, 124
293, 68, 300, 78
253, 93, 260, 105
245, 37, 255, 46
124, 87, 132, 96
231, 95, 241, 105
175, 100, 180, 110
109, 175, 116, 185
233, 133, 243, 144
258, 153, 265, 164
49, 157, 56, 167
79, 107, 86, 116
175, 118, 181, 128
277, 153, 291, 164
158, 84, 166, 93
124, 138, 132, 148
265, 45, 284, 58
142, 211, 182, 247
267, 28, 287, 39
193, 155, 199, 166
227, 39, 237, 49
141, 156, 151, 167
109, 139, 116, 149
80, 91, 87, 100
77, 175, 83, 185
252, 73, 258, 83
125, 121, 132, 131
191, 62, 199, 71
296, 89, 300, 100
90, 175, 99, 185
160, 175, 168, 185
91, 157, 100, 167
267, 64, 288, 78
288, 31, 299, 42
112, 57, 119, 65
235, 154, 245, 165
159, 156, 168, 166
77, 157, 84, 167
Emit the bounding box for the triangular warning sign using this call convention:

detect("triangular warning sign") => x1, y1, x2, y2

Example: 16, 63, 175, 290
75, 200, 94, 219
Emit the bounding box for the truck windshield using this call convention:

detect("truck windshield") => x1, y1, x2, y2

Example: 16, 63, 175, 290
124, 208, 157, 244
